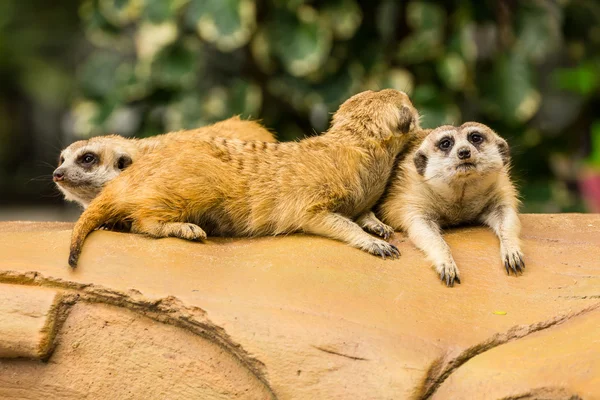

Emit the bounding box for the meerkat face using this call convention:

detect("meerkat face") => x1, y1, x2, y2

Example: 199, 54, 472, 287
413, 122, 510, 183
331, 89, 421, 140
53, 136, 134, 207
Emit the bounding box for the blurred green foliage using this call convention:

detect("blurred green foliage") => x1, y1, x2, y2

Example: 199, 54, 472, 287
1, 0, 600, 212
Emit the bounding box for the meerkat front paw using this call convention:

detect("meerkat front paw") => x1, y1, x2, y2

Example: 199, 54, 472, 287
435, 260, 461, 287
361, 238, 401, 259
165, 222, 207, 241
502, 249, 525, 276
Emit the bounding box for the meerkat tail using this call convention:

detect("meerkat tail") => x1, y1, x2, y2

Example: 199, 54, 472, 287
68, 197, 119, 268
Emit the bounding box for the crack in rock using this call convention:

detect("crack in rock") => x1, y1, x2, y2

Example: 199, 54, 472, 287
0, 270, 276, 399
499, 386, 583, 400
312, 345, 368, 361
418, 302, 600, 399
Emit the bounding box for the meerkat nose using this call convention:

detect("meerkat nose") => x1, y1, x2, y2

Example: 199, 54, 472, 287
53, 170, 65, 182
457, 147, 471, 160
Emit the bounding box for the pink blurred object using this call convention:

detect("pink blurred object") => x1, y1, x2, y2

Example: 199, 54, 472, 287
579, 168, 600, 212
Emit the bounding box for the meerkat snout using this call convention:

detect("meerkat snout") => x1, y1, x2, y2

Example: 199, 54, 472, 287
53, 169, 65, 182
457, 147, 471, 160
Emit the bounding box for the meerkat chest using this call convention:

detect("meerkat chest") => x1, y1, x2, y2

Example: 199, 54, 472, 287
433, 182, 494, 226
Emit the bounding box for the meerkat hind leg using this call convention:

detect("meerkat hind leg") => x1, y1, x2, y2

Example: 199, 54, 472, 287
132, 218, 207, 241
356, 211, 395, 240
304, 212, 400, 259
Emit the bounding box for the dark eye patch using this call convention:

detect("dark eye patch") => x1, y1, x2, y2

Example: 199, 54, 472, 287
468, 132, 485, 145
437, 137, 454, 152
78, 153, 97, 167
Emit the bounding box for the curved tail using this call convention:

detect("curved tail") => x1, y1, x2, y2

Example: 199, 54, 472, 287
68, 196, 118, 268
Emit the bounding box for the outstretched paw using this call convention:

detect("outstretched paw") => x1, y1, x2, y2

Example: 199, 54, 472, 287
166, 222, 207, 241
363, 239, 401, 260
435, 261, 461, 287
503, 250, 525, 276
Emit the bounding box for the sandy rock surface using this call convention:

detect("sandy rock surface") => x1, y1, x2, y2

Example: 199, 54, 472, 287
0, 214, 598, 399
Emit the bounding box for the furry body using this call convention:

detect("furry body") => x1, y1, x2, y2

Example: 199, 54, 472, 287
68, 89, 420, 267
378, 122, 523, 286
54, 116, 276, 208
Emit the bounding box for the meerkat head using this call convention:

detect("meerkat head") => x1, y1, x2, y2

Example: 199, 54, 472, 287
330, 89, 420, 141
413, 122, 510, 183
53, 135, 137, 208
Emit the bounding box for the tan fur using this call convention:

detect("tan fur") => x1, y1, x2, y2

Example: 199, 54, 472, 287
68, 89, 421, 267
377, 122, 523, 286
54, 116, 276, 208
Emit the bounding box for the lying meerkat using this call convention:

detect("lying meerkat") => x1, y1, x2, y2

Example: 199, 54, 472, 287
54, 116, 276, 208
377, 122, 523, 287
68, 89, 421, 267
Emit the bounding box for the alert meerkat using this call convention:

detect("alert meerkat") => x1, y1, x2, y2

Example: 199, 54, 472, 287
54, 116, 276, 208
68, 89, 421, 267
377, 122, 523, 287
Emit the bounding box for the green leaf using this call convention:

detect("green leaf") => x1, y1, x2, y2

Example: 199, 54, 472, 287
78, 52, 122, 99
186, 0, 256, 52
553, 63, 600, 96
98, 0, 143, 26
587, 121, 600, 166
321, 0, 362, 40
164, 93, 206, 131
141, 0, 187, 24
406, 1, 445, 32
437, 53, 467, 90
80, 0, 130, 49
486, 52, 540, 123
150, 44, 198, 89
135, 21, 178, 60
396, 30, 443, 64
267, 7, 332, 77
515, 2, 562, 62
376, 0, 400, 43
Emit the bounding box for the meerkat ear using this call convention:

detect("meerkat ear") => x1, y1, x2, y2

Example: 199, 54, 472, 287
496, 139, 510, 165
398, 106, 413, 134
117, 154, 133, 170
413, 150, 428, 176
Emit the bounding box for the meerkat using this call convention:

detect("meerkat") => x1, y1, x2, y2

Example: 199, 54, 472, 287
377, 122, 523, 287
67, 89, 421, 267
54, 116, 276, 208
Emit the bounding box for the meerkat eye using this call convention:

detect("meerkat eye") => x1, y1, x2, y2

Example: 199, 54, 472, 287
59, 156, 65, 165
438, 138, 453, 151
80, 153, 96, 165
469, 133, 484, 144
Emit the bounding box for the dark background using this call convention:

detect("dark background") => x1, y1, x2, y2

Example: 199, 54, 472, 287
1, 0, 599, 221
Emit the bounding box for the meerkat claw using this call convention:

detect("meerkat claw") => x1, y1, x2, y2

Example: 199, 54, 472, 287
504, 252, 525, 276
366, 241, 401, 259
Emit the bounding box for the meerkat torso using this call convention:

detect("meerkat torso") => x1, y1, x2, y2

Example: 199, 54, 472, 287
54, 117, 276, 208
68, 89, 421, 267
378, 122, 522, 286
115, 129, 404, 237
